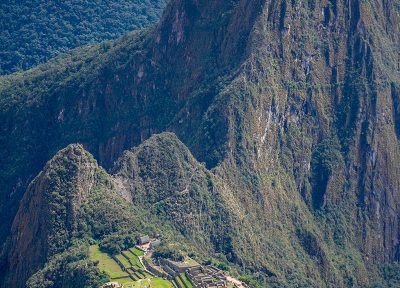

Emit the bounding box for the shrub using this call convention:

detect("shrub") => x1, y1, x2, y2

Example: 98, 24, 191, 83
99, 233, 139, 255
153, 244, 184, 262
27, 245, 109, 288
217, 261, 230, 271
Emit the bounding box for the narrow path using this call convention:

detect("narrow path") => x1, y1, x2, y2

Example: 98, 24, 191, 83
225, 275, 247, 288
177, 167, 198, 195
137, 246, 155, 277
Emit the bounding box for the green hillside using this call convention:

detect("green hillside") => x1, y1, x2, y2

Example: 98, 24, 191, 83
0, 0, 166, 74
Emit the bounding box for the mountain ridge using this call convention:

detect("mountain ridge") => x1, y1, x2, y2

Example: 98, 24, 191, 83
0, 0, 399, 287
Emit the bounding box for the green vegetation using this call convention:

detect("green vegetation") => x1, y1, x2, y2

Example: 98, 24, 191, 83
124, 250, 142, 266
238, 274, 267, 288
370, 263, 400, 288
15, 145, 175, 287
114, 133, 234, 257
174, 275, 185, 288
88, 244, 176, 288
1, 0, 400, 287
116, 254, 132, 269
150, 278, 174, 288
130, 247, 145, 257
217, 261, 230, 272
0, 0, 166, 74
89, 245, 128, 279
100, 234, 140, 255
311, 137, 344, 209
124, 278, 173, 288
27, 244, 109, 288
179, 273, 193, 288
153, 244, 185, 262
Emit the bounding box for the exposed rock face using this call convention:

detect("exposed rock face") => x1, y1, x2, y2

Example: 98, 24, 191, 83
0, 0, 399, 287
3, 144, 145, 288
0, 0, 261, 245
234, 0, 400, 265
5, 145, 98, 287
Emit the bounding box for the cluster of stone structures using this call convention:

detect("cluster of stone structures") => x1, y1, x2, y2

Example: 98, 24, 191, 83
103, 282, 123, 288
144, 256, 247, 287
136, 235, 247, 288
138, 234, 161, 249
186, 266, 227, 288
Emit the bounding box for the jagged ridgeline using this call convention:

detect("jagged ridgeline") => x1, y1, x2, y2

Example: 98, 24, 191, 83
0, 0, 399, 287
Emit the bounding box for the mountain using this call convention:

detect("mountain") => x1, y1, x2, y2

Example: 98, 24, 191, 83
3, 135, 231, 287
3, 144, 144, 287
112, 132, 236, 253
0, 0, 166, 74
0, 0, 399, 287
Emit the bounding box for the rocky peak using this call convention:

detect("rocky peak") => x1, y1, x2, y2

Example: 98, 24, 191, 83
6, 144, 99, 287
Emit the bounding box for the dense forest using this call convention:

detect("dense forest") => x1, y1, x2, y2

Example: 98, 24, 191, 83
0, 0, 166, 74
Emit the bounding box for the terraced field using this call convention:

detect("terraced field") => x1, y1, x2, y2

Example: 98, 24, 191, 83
89, 245, 129, 279
123, 278, 173, 288
89, 245, 174, 288
174, 273, 193, 288
123, 249, 142, 267
179, 273, 193, 288
130, 247, 145, 256
116, 254, 131, 267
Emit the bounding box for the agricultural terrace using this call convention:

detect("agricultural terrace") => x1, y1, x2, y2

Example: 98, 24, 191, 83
89, 245, 174, 288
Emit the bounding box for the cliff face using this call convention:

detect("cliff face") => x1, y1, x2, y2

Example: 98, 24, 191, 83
233, 0, 400, 264
0, 0, 261, 246
0, 0, 399, 287
5, 145, 99, 287
208, 0, 400, 281
4, 145, 144, 287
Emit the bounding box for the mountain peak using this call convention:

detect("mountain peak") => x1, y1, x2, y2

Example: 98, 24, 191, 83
6, 144, 99, 287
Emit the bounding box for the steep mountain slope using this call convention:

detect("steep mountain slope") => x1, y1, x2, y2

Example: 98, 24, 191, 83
3, 135, 236, 287
0, 0, 399, 287
0, 0, 166, 74
3, 144, 146, 287
0, 0, 254, 249
112, 132, 245, 257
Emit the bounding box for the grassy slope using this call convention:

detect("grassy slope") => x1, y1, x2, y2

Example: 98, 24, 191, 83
124, 250, 142, 266
89, 245, 175, 288
89, 245, 129, 279
150, 278, 174, 288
